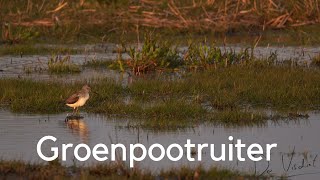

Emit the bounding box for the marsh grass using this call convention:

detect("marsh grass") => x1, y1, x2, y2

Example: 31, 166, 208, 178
0, 79, 80, 113
83, 59, 114, 69
0, 160, 255, 179
126, 34, 182, 75
127, 64, 320, 111
23, 64, 46, 74
0, 44, 78, 56
184, 42, 253, 70
311, 54, 320, 67
1, 0, 320, 45
0, 62, 318, 127
108, 36, 255, 75
48, 54, 81, 74
208, 109, 268, 126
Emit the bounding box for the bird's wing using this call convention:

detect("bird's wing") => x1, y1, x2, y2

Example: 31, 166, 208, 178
66, 93, 80, 104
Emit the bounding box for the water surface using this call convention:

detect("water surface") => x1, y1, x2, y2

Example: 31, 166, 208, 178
0, 110, 319, 179
1, 45, 319, 83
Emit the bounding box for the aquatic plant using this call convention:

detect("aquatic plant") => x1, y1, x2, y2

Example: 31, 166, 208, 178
107, 36, 259, 74
126, 34, 182, 75
184, 42, 252, 70
208, 109, 268, 126
48, 54, 81, 74
83, 58, 114, 68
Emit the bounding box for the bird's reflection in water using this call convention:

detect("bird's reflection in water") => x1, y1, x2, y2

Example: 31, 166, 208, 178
65, 117, 89, 143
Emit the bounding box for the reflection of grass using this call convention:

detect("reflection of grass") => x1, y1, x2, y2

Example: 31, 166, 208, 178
48, 55, 81, 74
0, 160, 258, 179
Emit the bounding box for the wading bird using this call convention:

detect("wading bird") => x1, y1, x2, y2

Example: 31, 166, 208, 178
66, 85, 91, 115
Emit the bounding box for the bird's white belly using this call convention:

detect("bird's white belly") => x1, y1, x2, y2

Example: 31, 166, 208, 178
66, 95, 89, 108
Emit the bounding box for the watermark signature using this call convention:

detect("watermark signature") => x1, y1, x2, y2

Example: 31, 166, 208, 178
255, 147, 320, 178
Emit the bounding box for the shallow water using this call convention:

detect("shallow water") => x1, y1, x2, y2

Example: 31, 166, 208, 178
0, 110, 319, 179
0, 45, 319, 83
0, 53, 129, 83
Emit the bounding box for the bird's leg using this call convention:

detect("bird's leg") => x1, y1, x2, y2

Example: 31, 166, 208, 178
72, 108, 76, 116
76, 107, 79, 115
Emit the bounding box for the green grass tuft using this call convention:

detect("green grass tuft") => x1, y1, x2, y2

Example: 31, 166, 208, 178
48, 55, 81, 74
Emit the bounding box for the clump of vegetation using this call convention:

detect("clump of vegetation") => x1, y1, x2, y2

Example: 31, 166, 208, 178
184, 42, 252, 70
209, 109, 268, 126
109, 35, 256, 74
126, 34, 182, 75
83, 58, 114, 69
48, 54, 81, 74
23, 65, 46, 74
0, 160, 257, 179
